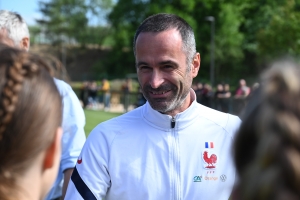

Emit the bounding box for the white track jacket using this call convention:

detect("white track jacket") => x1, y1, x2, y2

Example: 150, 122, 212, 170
65, 90, 241, 200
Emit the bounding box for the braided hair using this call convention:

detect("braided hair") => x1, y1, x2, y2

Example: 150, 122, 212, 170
233, 61, 300, 200
0, 45, 62, 200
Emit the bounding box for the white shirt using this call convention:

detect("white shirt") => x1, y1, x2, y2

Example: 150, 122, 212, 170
46, 78, 86, 200
65, 89, 241, 200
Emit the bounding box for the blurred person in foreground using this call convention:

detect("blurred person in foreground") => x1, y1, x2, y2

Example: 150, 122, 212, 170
0, 10, 86, 200
0, 46, 62, 200
233, 61, 300, 200
66, 13, 241, 200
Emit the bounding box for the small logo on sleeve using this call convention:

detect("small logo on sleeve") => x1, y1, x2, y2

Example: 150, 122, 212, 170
77, 157, 82, 164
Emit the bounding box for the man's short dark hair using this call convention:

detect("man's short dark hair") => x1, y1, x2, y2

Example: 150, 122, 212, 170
133, 13, 196, 68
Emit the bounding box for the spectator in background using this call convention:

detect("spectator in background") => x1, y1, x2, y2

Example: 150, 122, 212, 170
215, 83, 231, 113
233, 61, 300, 200
79, 81, 89, 108
88, 81, 98, 110
224, 83, 232, 98
101, 78, 110, 111
251, 82, 260, 93
121, 78, 132, 112
215, 83, 225, 111
195, 82, 203, 103
0, 46, 62, 200
136, 86, 147, 107
234, 79, 250, 98
191, 82, 198, 91
0, 10, 86, 200
234, 79, 250, 115
202, 83, 213, 108
222, 83, 232, 113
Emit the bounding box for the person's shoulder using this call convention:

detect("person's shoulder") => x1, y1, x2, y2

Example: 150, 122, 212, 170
87, 107, 143, 143
197, 104, 241, 135
53, 78, 73, 96
94, 107, 143, 131
102, 107, 143, 127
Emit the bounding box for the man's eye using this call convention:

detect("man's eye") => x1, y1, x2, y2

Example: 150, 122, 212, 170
139, 66, 151, 70
163, 65, 174, 70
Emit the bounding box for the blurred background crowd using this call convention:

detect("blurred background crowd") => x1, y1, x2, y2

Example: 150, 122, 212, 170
76, 77, 257, 116
2, 0, 299, 117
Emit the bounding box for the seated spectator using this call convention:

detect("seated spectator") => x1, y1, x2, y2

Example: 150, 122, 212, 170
0, 46, 62, 200
233, 61, 300, 200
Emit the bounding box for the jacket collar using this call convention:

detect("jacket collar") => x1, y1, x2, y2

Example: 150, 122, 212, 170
142, 89, 200, 130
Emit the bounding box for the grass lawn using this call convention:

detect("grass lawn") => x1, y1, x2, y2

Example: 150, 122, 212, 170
84, 109, 123, 137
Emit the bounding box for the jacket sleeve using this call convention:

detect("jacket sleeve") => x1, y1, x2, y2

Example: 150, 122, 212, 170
65, 124, 112, 200
60, 84, 86, 172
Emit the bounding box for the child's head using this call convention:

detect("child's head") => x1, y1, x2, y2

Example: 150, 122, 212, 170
0, 45, 62, 199
234, 60, 300, 200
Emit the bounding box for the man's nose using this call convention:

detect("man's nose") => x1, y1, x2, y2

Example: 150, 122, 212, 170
149, 70, 164, 89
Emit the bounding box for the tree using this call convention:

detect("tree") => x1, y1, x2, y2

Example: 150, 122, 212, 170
106, 0, 247, 81
36, 0, 113, 46
257, 0, 300, 60
37, 0, 88, 45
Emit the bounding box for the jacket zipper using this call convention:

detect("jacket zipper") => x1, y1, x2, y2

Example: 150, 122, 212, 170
171, 116, 176, 128
171, 116, 181, 199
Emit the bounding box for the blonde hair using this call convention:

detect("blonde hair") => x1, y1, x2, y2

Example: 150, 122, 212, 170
0, 45, 62, 199
233, 60, 300, 200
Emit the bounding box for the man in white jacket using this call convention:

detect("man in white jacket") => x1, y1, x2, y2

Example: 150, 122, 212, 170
66, 13, 241, 200
0, 10, 86, 200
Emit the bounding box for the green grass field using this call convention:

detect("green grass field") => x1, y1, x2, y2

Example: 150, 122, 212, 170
84, 109, 123, 137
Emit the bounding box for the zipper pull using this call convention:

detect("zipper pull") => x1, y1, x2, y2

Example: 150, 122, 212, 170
171, 117, 175, 128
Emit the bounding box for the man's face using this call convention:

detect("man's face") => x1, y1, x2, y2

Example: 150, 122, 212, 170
0, 28, 29, 51
135, 28, 200, 116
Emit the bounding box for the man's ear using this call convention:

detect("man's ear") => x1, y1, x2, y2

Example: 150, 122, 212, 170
43, 127, 62, 169
20, 37, 30, 51
191, 53, 200, 78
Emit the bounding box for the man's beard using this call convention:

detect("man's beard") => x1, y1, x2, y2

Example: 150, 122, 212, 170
142, 83, 189, 114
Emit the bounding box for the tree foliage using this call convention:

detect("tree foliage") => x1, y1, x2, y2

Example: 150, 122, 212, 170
104, 0, 300, 83
36, 0, 113, 46
36, 0, 300, 83
256, 0, 300, 59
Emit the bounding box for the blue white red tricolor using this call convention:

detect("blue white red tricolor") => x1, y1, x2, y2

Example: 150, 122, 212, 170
205, 142, 214, 148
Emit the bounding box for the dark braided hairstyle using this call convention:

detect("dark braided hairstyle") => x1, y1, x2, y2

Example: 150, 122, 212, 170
233, 61, 300, 200
0, 45, 62, 200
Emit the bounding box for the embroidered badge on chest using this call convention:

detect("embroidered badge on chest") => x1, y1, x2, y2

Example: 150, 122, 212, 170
202, 142, 218, 169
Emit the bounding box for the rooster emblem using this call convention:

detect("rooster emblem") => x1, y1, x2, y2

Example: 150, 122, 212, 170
203, 151, 217, 168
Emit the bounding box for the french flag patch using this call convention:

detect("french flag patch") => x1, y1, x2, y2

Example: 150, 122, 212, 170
205, 142, 214, 148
